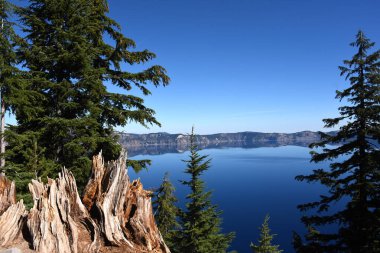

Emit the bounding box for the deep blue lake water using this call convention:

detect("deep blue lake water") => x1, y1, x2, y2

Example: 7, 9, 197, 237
128, 146, 333, 253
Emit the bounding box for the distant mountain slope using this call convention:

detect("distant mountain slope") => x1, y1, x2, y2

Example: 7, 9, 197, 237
117, 131, 335, 156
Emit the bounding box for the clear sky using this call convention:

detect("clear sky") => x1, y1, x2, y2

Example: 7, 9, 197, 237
8, 0, 380, 134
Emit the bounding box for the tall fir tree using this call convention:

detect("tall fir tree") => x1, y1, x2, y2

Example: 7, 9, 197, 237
175, 127, 234, 253
4, 0, 169, 196
294, 31, 380, 253
250, 214, 283, 253
153, 172, 180, 251
0, 0, 22, 171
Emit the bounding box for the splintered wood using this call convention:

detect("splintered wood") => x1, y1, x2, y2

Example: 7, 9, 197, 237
0, 152, 170, 253
0, 175, 16, 215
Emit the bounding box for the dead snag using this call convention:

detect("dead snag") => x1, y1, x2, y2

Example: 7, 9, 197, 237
0, 200, 26, 246
82, 151, 170, 252
0, 174, 16, 215
27, 169, 100, 253
0, 152, 171, 253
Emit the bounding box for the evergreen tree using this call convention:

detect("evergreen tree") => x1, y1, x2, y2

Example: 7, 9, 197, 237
294, 31, 380, 253
0, 0, 21, 171
176, 127, 234, 253
153, 172, 180, 250
5, 0, 169, 195
250, 214, 282, 253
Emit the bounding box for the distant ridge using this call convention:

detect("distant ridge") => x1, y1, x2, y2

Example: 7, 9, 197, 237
117, 131, 335, 157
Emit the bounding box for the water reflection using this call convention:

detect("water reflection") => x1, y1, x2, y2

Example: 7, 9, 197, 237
126, 141, 314, 157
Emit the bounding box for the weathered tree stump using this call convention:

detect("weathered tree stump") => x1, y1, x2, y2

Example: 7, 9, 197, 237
0, 174, 26, 247
0, 152, 170, 253
82, 152, 170, 252
27, 170, 99, 253
0, 175, 16, 215
0, 200, 26, 247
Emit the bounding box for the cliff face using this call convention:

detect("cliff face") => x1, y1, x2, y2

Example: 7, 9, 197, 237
117, 131, 329, 156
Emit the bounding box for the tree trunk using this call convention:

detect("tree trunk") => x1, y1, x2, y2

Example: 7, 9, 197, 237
0, 2, 5, 170
0, 152, 171, 253
0, 98, 5, 168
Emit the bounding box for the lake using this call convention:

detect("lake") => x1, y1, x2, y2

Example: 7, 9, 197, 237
128, 145, 333, 253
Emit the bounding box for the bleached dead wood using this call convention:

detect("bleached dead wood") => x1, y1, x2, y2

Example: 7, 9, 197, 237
83, 152, 130, 246
0, 174, 26, 247
27, 170, 100, 253
0, 175, 16, 215
0, 198, 26, 246
0, 152, 170, 253
82, 151, 170, 252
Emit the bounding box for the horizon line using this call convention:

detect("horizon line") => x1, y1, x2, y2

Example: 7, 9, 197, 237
116, 130, 334, 135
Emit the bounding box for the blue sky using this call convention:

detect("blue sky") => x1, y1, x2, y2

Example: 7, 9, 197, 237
8, 0, 380, 134
108, 0, 380, 134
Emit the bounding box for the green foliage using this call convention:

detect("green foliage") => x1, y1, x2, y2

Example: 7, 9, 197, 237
4, 127, 59, 208
4, 0, 169, 201
0, 0, 23, 170
294, 31, 380, 253
250, 214, 282, 253
153, 172, 180, 250
175, 127, 235, 253
0, 0, 19, 105
127, 159, 151, 174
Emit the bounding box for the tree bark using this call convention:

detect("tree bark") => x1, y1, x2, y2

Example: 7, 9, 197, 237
0, 99, 5, 169
0, 3, 5, 170
0, 152, 170, 253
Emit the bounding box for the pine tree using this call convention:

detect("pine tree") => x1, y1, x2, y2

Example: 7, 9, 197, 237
176, 127, 234, 253
0, 0, 21, 171
250, 214, 282, 253
5, 0, 169, 196
153, 172, 180, 250
294, 31, 380, 253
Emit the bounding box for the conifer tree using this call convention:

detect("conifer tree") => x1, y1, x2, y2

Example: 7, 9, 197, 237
153, 172, 180, 250
0, 0, 20, 171
176, 127, 234, 253
294, 31, 380, 253
250, 214, 282, 253
5, 0, 169, 194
